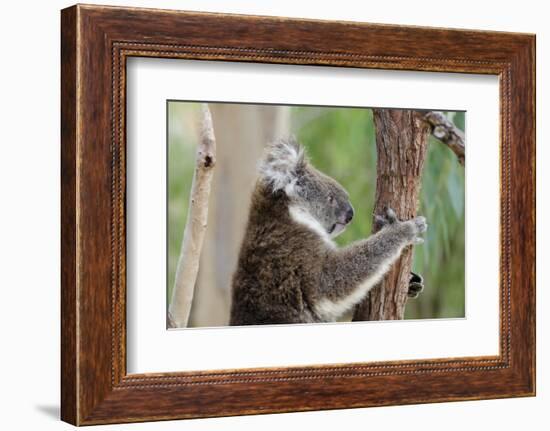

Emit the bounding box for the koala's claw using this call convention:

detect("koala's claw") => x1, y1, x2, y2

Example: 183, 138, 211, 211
414, 216, 428, 233
409, 216, 428, 245
373, 215, 387, 230
384, 207, 398, 223
374, 207, 399, 230
408, 272, 424, 298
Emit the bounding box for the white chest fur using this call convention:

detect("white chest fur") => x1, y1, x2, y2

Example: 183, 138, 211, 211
288, 205, 335, 248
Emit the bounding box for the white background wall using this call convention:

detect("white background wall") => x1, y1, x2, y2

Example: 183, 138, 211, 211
0, 1, 546, 429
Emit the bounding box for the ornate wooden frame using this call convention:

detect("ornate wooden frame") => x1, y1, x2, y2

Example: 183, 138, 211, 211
61, 4, 536, 425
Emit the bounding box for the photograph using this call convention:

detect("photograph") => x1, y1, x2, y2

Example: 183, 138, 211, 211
166, 102, 466, 328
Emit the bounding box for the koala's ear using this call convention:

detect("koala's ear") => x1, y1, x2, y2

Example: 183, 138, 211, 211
259, 137, 306, 194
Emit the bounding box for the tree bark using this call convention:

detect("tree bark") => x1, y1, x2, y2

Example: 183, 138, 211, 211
352, 109, 430, 321
168, 104, 216, 328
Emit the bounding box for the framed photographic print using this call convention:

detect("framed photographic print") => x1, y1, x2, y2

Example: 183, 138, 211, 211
61, 4, 536, 425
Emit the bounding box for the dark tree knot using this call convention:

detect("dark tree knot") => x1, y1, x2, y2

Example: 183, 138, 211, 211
204, 155, 214, 168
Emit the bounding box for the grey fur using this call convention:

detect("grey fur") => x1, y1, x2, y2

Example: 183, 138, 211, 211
229, 138, 427, 325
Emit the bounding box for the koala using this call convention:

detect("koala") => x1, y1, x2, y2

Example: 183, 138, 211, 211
229, 138, 427, 325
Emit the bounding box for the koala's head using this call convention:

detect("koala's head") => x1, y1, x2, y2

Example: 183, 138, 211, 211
259, 137, 354, 238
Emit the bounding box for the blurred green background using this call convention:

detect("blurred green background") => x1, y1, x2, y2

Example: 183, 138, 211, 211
168, 102, 465, 322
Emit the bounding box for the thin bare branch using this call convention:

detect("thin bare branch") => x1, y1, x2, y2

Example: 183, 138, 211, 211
168, 104, 217, 328
424, 111, 465, 166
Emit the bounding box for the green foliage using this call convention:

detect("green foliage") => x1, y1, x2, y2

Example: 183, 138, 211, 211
407, 113, 466, 319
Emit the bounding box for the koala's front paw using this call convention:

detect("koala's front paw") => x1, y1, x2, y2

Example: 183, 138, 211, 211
375, 207, 428, 245
404, 216, 428, 245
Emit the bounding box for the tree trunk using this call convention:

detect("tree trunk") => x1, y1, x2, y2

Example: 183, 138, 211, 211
352, 109, 430, 321
189, 104, 290, 327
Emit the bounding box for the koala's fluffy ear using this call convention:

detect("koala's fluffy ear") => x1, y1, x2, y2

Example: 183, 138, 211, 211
259, 137, 306, 194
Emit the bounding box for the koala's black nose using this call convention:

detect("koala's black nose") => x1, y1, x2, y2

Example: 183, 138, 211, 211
345, 205, 354, 223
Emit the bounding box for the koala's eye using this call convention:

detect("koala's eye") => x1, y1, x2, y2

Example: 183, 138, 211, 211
328, 195, 335, 205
